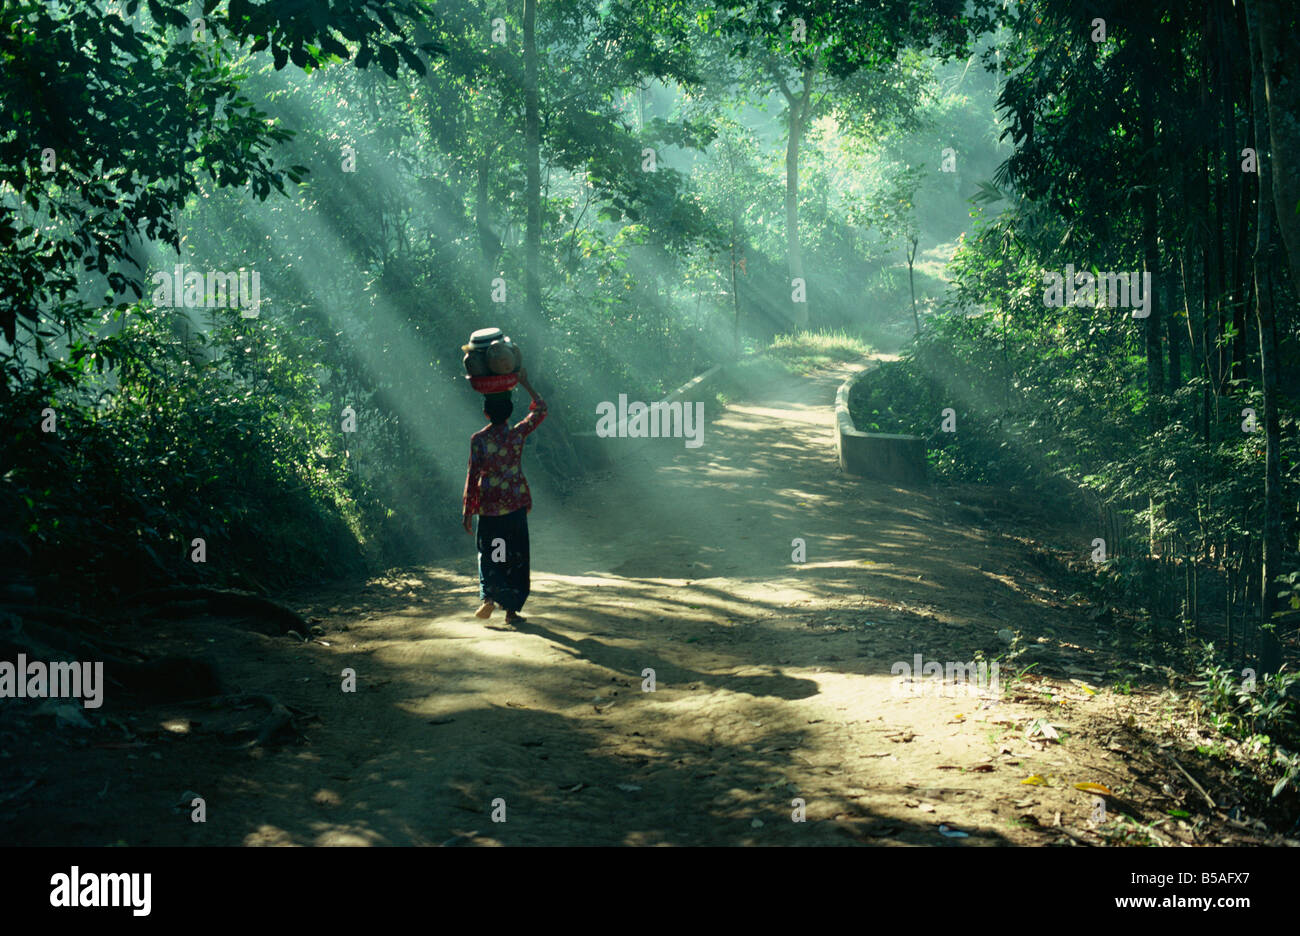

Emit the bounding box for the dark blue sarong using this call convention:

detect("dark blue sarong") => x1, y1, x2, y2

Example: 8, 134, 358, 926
476, 507, 530, 612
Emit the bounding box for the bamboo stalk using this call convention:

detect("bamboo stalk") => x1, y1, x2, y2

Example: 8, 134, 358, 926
1226, 564, 1234, 659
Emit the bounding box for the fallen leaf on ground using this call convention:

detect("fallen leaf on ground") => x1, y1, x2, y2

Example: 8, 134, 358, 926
1025, 718, 1060, 741
1074, 782, 1114, 796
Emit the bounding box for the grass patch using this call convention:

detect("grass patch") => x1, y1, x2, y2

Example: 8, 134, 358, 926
715, 329, 872, 401
765, 328, 873, 373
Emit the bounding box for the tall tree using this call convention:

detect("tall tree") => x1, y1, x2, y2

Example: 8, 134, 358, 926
1252, 0, 1300, 283
776, 61, 815, 329
1247, 0, 1288, 674
523, 0, 541, 323
698, 0, 974, 330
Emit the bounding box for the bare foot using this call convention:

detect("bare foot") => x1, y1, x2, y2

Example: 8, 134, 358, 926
476, 600, 495, 619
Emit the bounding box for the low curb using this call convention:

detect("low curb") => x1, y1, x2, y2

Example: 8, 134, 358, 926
835, 369, 927, 484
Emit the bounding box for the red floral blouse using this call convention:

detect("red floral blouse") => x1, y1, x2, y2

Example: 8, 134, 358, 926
462, 398, 547, 517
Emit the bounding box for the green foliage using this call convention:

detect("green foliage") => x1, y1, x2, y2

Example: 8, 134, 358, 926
0, 0, 429, 375
1190, 643, 1300, 798
0, 305, 365, 606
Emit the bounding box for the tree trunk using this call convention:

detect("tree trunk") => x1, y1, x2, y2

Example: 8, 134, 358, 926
1255, 0, 1300, 282
731, 213, 741, 355
1210, 3, 1229, 395
1138, 71, 1164, 401
907, 236, 920, 337
476, 150, 498, 315
1230, 0, 1252, 379
783, 65, 813, 330
1247, 0, 1284, 674
523, 0, 541, 321
1166, 279, 1181, 391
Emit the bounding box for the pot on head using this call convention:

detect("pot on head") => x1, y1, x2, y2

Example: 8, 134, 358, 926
486, 338, 517, 375
466, 327, 503, 350
463, 349, 491, 376
463, 327, 505, 377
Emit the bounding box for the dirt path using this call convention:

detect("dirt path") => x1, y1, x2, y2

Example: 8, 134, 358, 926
5, 360, 1256, 846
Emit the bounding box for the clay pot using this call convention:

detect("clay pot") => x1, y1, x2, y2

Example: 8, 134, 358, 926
462, 328, 522, 381
463, 349, 491, 376
486, 339, 516, 375
467, 327, 503, 348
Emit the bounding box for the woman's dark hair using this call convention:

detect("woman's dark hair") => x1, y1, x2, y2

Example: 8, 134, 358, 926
484, 393, 514, 424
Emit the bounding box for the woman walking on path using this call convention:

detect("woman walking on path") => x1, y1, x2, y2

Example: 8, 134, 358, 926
462, 369, 546, 623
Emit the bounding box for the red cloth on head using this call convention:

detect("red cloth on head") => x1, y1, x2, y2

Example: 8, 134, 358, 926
468, 373, 519, 394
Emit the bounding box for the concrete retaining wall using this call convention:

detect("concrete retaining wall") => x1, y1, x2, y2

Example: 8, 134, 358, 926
835, 372, 927, 484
